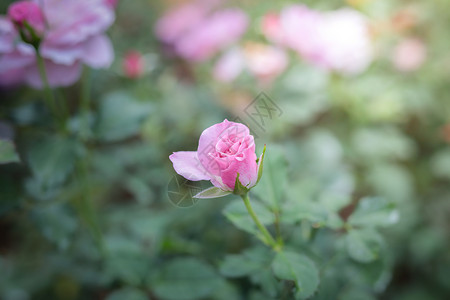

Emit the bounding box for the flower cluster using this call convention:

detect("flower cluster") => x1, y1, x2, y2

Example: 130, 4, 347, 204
0, 0, 116, 88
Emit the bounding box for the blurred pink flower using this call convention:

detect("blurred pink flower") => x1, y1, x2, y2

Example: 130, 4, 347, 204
122, 50, 144, 78
392, 38, 426, 72
155, 0, 219, 44
155, 1, 248, 62
261, 12, 284, 44
213, 47, 244, 82
170, 119, 261, 191
244, 43, 288, 82
213, 43, 287, 83
271, 5, 373, 75
0, 0, 115, 89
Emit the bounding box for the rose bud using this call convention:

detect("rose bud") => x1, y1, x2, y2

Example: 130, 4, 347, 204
8, 0, 45, 44
122, 50, 145, 78
169, 119, 265, 197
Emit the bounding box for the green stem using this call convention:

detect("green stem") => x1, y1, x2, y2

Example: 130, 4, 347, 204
80, 67, 91, 140
36, 50, 57, 116
241, 193, 280, 250
274, 210, 283, 245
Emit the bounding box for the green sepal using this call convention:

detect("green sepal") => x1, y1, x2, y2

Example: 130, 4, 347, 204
256, 145, 266, 185
233, 173, 249, 196
193, 186, 232, 199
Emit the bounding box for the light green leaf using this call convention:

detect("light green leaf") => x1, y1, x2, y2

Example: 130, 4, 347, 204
194, 186, 231, 199
223, 200, 275, 236
0, 139, 20, 164
252, 146, 287, 210
272, 251, 319, 299
346, 229, 382, 263
152, 258, 222, 300
348, 197, 398, 228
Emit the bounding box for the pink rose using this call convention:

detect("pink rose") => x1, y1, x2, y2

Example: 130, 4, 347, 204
0, 0, 115, 88
122, 50, 144, 78
170, 119, 262, 192
7, 0, 45, 34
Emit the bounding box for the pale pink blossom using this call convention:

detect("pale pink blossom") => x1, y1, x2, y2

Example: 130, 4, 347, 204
213, 44, 287, 83
213, 47, 244, 82
0, 0, 115, 88
272, 5, 373, 75
244, 43, 288, 81
155, 1, 248, 62
170, 119, 261, 191
392, 38, 426, 72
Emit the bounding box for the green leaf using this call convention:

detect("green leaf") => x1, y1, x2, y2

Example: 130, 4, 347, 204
272, 251, 319, 299
27, 135, 81, 186
0, 139, 20, 164
96, 91, 152, 142
346, 229, 383, 263
220, 254, 262, 277
220, 246, 274, 278
280, 200, 343, 229
348, 197, 398, 228
193, 186, 231, 199
106, 287, 148, 300
223, 199, 275, 237
252, 146, 287, 210
151, 258, 222, 300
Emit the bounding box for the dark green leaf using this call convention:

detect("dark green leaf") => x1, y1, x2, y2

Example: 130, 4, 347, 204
272, 251, 319, 299
106, 287, 148, 300
152, 258, 222, 300
96, 91, 152, 142
346, 229, 383, 263
348, 197, 398, 228
27, 135, 81, 186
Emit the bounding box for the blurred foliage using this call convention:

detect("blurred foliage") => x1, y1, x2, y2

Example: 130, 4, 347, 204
1, 0, 450, 299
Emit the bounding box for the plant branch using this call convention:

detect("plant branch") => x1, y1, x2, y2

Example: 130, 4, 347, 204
241, 193, 280, 251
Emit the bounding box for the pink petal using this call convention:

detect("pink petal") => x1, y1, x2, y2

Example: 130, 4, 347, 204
42, 0, 115, 46
197, 119, 249, 176
169, 151, 211, 181
40, 41, 84, 65
81, 34, 114, 68
25, 60, 82, 89
0, 68, 26, 87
